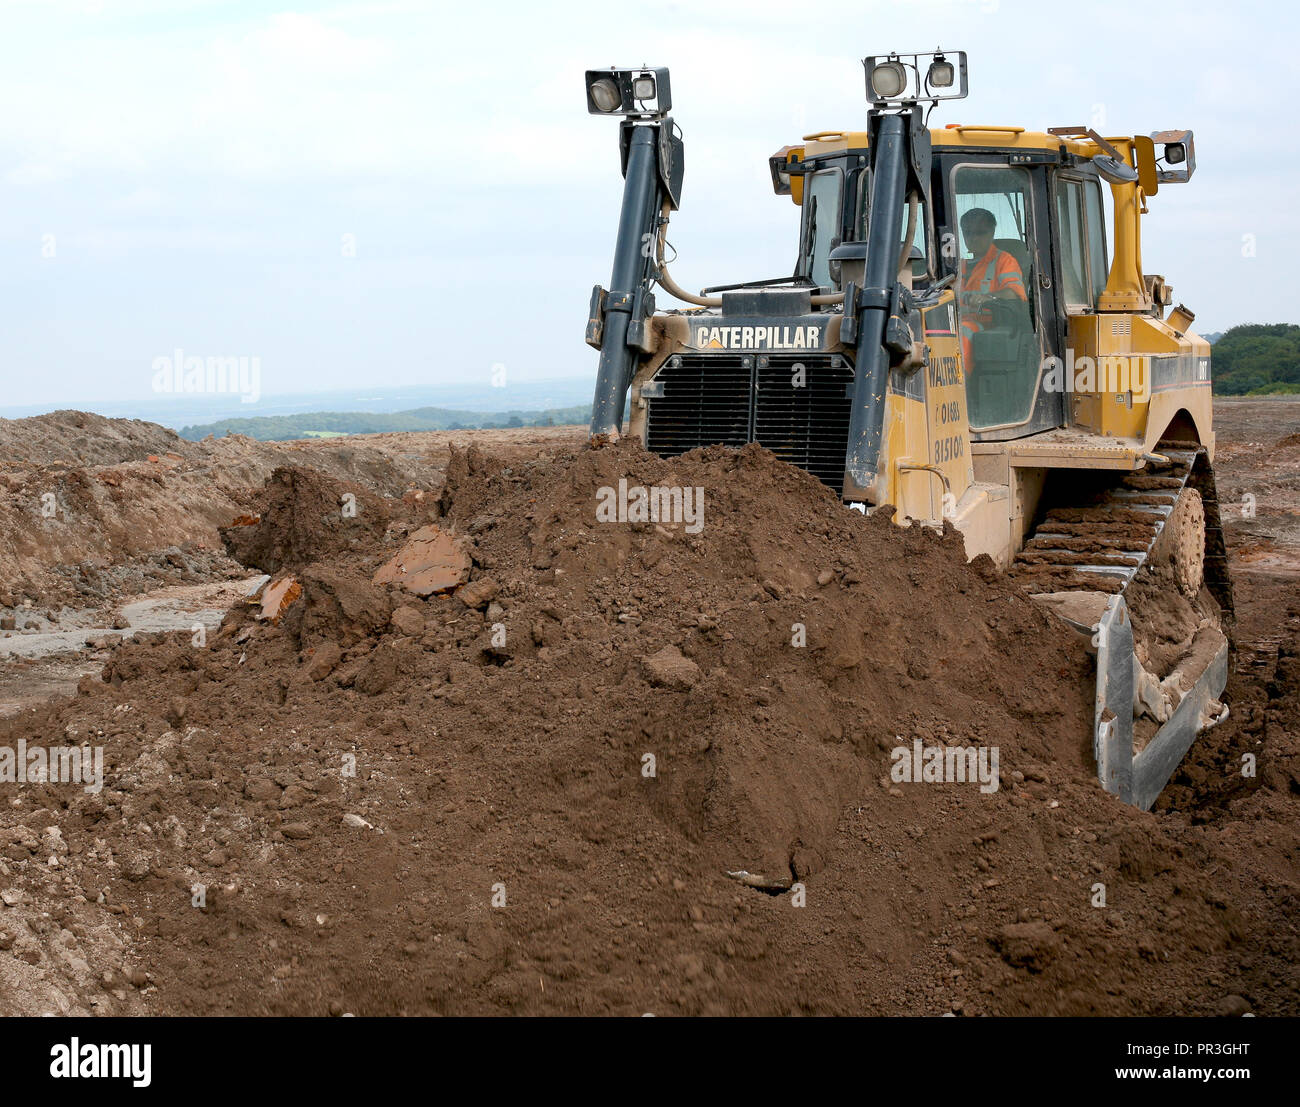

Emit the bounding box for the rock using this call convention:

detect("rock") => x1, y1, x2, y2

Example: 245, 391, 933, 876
281, 822, 313, 840
342, 814, 372, 829
244, 777, 281, 803
994, 921, 1059, 971
640, 644, 700, 690
372, 524, 471, 596
790, 846, 824, 880
121, 851, 151, 881
354, 647, 399, 696
455, 577, 499, 610
390, 605, 426, 637
305, 641, 342, 681
1217, 994, 1252, 1017
128, 968, 149, 988
279, 785, 310, 809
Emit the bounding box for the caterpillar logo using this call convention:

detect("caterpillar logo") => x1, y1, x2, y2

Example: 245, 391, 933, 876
692, 324, 823, 351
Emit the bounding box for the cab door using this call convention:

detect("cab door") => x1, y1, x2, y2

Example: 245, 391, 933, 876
935, 152, 1065, 439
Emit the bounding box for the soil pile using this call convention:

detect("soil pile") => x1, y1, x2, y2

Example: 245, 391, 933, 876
0, 418, 434, 612
0, 411, 192, 468
0, 439, 1296, 1015
220, 467, 392, 574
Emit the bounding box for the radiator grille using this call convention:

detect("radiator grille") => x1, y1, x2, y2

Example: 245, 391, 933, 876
644, 353, 854, 495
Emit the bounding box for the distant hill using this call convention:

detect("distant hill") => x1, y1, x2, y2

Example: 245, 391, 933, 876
180, 404, 591, 441
1211, 324, 1300, 395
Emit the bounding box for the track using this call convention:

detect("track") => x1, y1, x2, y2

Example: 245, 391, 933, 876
1007, 443, 1235, 622
1005, 442, 1237, 808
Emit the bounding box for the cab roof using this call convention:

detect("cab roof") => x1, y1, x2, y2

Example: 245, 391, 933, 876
798, 126, 1099, 158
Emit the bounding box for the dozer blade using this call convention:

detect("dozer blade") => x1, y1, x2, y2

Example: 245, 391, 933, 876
1092, 593, 1228, 810
1008, 446, 1233, 809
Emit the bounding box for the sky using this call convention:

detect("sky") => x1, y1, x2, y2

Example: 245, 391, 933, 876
0, 0, 1295, 413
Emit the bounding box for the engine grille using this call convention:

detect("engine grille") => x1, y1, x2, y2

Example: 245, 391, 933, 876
644, 352, 854, 495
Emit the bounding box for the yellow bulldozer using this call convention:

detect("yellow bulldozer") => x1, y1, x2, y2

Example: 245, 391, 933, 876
583, 53, 1232, 809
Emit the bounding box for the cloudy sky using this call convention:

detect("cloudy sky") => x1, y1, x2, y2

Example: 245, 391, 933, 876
0, 0, 1292, 412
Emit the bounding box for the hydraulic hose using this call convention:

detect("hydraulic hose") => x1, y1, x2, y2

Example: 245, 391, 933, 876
899, 193, 918, 277
652, 200, 845, 308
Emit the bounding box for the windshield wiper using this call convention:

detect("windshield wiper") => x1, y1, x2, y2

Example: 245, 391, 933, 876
700, 275, 816, 294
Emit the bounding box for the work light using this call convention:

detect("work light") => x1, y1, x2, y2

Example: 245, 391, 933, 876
927, 56, 955, 88
871, 61, 907, 99
584, 67, 672, 118
589, 78, 621, 113
864, 50, 967, 104
1150, 129, 1196, 183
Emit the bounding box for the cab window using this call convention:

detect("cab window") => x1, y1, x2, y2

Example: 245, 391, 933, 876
951, 164, 1041, 430
855, 169, 930, 278
1084, 180, 1108, 308
1055, 176, 1111, 311
1055, 178, 1091, 309
800, 168, 843, 290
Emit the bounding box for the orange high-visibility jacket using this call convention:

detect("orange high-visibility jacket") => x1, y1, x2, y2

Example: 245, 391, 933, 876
960, 245, 1026, 326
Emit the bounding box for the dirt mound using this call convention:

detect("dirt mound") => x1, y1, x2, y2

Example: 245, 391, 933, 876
426, 439, 1095, 880
0, 417, 439, 612
1, 437, 1296, 1016
0, 411, 191, 468
220, 467, 392, 575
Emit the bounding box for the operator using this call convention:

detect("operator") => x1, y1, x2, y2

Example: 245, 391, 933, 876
958, 207, 1027, 368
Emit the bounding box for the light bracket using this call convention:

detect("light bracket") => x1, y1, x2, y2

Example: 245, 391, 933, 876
864, 50, 968, 106
585, 67, 671, 119
1150, 129, 1196, 183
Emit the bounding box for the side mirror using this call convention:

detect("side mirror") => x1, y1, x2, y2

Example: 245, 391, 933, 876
829, 241, 868, 289
827, 236, 844, 284
1092, 153, 1139, 184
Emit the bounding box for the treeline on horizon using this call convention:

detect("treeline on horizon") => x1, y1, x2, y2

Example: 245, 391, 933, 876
179, 404, 593, 441
1211, 324, 1300, 395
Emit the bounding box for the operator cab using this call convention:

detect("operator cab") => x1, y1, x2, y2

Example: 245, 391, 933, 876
788, 131, 1111, 442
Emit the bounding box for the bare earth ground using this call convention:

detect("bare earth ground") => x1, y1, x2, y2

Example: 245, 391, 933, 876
0, 402, 1295, 1016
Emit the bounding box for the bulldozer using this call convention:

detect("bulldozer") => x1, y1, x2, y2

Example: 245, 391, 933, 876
582, 54, 1233, 810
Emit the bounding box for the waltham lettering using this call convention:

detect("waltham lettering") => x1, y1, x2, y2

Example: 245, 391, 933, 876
928, 355, 961, 388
